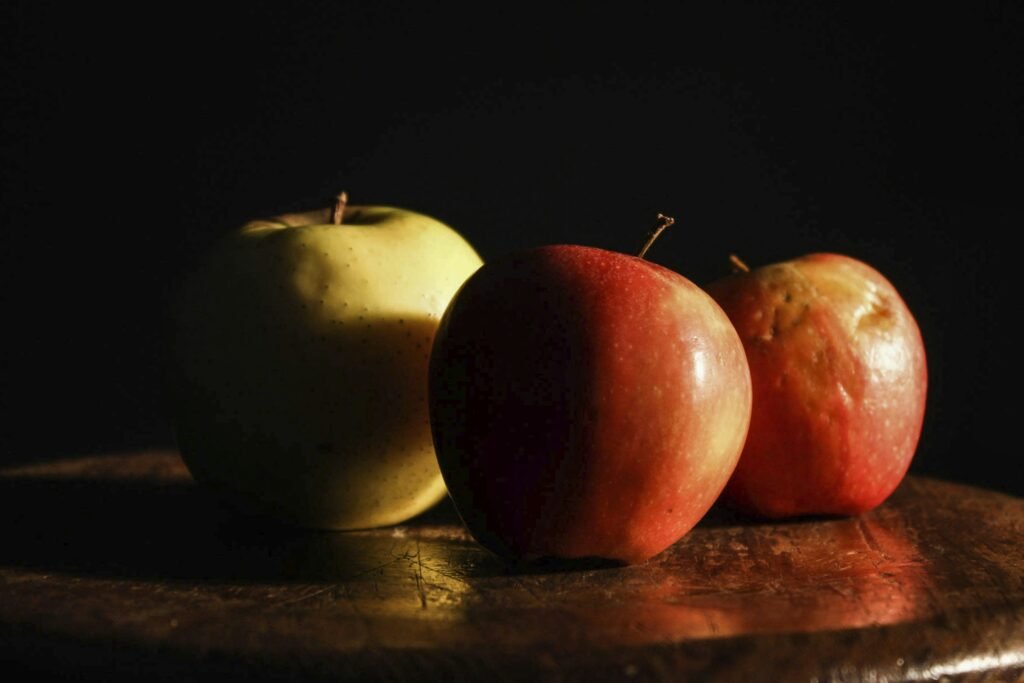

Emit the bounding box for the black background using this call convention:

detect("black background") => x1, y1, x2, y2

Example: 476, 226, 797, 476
2, 3, 1021, 495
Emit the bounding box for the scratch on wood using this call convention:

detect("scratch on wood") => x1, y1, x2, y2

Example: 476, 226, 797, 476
273, 585, 334, 607
856, 517, 886, 563
417, 559, 469, 584
414, 539, 428, 610
343, 555, 408, 583
511, 575, 544, 605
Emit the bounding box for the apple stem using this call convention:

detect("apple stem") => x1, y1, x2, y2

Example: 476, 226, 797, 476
331, 191, 349, 225
636, 214, 676, 260
729, 254, 751, 273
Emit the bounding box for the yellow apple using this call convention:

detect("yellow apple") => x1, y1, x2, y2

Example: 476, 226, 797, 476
170, 194, 483, 529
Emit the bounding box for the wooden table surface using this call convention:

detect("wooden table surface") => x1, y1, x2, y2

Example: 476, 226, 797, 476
0, 451, 1021, 682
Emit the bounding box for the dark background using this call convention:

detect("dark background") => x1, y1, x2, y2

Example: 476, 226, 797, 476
2, 3, 1021, 495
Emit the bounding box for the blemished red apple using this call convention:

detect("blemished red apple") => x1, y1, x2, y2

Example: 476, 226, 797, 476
428, 218, 753, 564
706, 253, 927, 518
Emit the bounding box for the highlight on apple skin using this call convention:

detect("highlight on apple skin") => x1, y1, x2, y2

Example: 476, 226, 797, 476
428, 240, 753, 565
706, 253, 927, 519
170, 194, 483, 530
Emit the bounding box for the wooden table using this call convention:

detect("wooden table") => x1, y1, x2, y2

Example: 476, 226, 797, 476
1, 451, 1021, 681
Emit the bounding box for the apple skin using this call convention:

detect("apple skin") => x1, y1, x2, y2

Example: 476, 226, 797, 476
171, 204, 483, 530
705, 253, 927, 518
428, 245, 753, 564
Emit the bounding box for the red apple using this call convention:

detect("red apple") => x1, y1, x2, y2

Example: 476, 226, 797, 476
706, 253, 927, 518
428, 220, 752, 564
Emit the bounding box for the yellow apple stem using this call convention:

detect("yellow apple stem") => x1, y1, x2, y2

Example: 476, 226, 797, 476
637, 213, 676, 260
729, 254, 751, 273
331, 191, 349, 225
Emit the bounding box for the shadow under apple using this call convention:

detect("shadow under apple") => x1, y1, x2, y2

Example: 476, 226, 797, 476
0, 452, 472, 583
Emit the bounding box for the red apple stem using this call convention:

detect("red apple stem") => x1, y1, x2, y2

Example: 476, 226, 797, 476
637, 213, 676, 260
331, 191, 349, 225
729, 254, 751, 273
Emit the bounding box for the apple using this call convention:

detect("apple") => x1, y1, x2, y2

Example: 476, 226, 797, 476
170, 193, 483, 529
428, 216, 753, 564
706, 253, 927, 518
